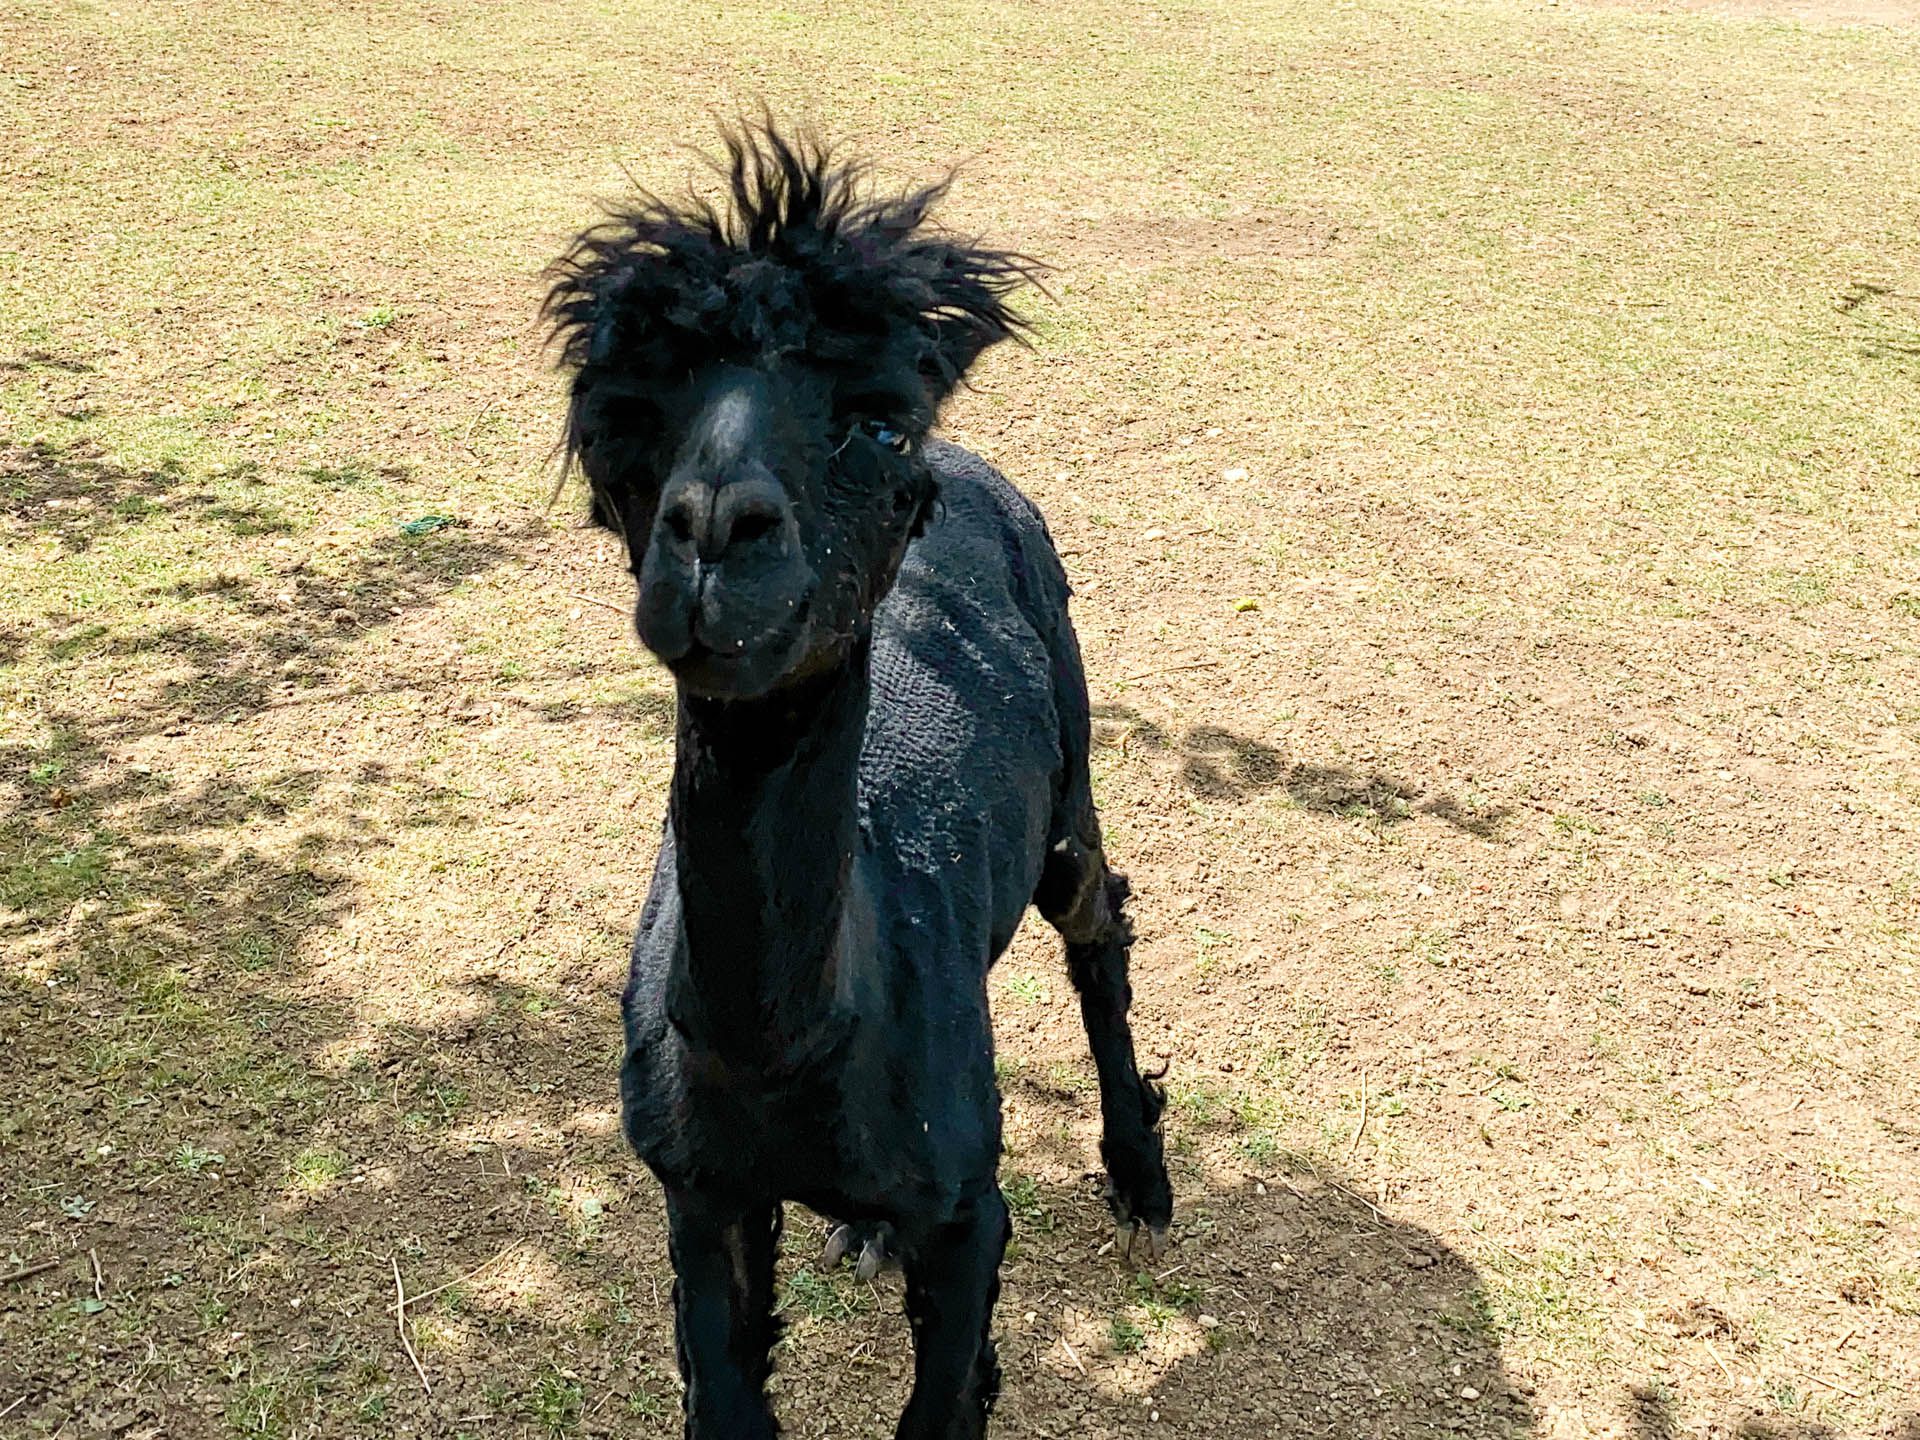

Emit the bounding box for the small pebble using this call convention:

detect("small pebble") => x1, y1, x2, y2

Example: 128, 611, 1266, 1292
1461, 1386, 1481, 1401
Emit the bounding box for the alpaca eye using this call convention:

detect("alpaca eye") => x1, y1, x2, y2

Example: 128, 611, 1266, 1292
862, 421, 911, 453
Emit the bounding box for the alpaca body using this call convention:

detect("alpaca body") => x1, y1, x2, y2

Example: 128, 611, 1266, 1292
545, 123, 1172, 1438
622, 445, 1066, 1227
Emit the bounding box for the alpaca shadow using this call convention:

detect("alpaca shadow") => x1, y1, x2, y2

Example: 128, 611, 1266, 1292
1093, 704, 1513, 838
828, 1064, 1537, 1436
998, 1171, 1535, 1439
790, 1096, 1537, 1440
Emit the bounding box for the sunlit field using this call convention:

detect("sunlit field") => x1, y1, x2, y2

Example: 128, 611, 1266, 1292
3, 0, 1918, 1434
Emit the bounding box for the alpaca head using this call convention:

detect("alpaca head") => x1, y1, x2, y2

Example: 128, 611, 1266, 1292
546, 121, 1033, 702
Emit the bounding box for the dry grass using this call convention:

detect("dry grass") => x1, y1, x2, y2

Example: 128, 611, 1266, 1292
3, 0, 1918, 1435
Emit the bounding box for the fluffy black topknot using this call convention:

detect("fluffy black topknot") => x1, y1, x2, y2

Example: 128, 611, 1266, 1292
544, 118, 1037, 405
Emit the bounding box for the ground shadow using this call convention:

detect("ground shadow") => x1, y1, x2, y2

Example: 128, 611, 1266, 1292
0, 439, 1512, 1435
751, 1058, 1536, 1438
3, 601, 1533, 1440
7, 440, 514, 744
1, 438, 300, 555
1834, 281, 1920, 362
1093, 704, 1513, 838
1627, 1380, 1917, 1440
0, 350, 95, 375
0, 441, 587, 1433
980, 1166, 1534, 1438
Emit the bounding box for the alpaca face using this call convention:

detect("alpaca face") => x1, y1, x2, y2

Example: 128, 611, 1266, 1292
619, 355, 938, 701
547, 123, 1032, 701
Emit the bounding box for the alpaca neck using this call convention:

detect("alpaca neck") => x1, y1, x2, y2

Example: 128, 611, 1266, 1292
665, 655, 867, 1068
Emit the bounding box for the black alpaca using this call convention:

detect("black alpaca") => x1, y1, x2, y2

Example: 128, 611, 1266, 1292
546, 122, 1172, 1439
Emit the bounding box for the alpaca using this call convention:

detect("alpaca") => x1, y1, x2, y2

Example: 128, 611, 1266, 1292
545, 121, 1172, 1440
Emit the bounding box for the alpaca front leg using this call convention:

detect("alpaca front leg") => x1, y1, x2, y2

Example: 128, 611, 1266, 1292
896, 1190, 1011, 1440
664, 1191, 782, 1439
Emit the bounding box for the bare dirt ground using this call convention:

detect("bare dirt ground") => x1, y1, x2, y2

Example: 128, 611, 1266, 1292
3, 0, 1918, 1437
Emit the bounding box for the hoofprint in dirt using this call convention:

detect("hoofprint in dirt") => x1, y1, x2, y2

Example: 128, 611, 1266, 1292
2, 0, 1917, 1437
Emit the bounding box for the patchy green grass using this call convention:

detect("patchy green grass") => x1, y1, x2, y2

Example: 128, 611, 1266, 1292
523, 1368, 584, 1435
778, 1266, 870, 1325
288, 1147, 347, 1190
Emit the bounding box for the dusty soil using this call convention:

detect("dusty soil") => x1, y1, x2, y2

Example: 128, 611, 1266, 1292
3, 0, 1919, 1437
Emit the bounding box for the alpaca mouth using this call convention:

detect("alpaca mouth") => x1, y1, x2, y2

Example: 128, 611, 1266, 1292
674, 633, 744, 671
666, 596, 813, 699
680, 592, 809, 662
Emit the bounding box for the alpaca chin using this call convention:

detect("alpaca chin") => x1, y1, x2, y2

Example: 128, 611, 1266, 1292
662, 628, 815, 702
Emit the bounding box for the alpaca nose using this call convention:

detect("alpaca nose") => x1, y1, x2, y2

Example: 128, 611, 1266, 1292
656, 473, 792, 564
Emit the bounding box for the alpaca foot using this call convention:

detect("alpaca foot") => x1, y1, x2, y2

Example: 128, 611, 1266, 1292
1098, 1128, 1167, 1259
1113, 1217, 1171, 1267
1104, 1154, 1173, 1269
820, 1221, 898, 1282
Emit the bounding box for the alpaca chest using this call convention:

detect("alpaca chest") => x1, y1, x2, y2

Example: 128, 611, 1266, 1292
624, 1033, 991, 1218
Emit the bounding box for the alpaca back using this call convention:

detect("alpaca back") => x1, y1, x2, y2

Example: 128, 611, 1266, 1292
857, 441, 1081, 967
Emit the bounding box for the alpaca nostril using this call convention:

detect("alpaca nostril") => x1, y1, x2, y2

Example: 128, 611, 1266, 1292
713, 485, 789, 557
726, 510, 781, 547
662, 499, 697, 547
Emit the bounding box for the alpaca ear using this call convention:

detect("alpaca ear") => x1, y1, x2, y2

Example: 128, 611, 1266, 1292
913, 238, 1032, 409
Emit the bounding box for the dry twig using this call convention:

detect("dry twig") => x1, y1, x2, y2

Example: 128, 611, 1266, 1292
1802, 1372, 1863, 1399
392, 1255, 432, 1395
1059, 1335, 1086, 1376
387, 1243, 515, 1314
1123, 658, 1220, 683
89, 1248, 103, 1301
566, 591, 629, 617
1703, 1337, 1735, 1385
1, 1259, 58, 1285
1326, 1179, 1387, 1223
1347, 1072, 1369, 1160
